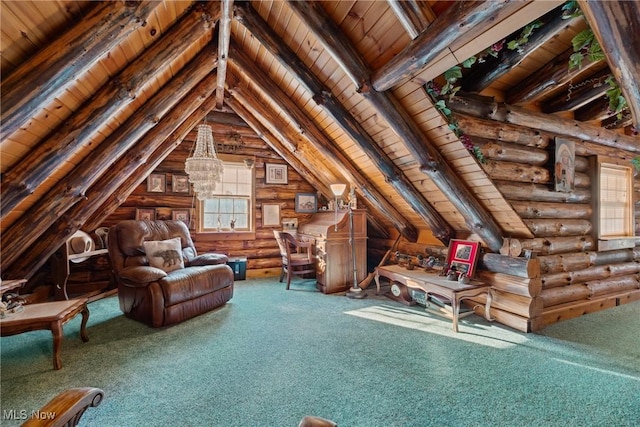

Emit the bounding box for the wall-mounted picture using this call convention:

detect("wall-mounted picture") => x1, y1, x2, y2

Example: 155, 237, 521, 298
265, 163, 288, 184
555, 137, 575, 192
295, 193, 317, 213
147, 173, 166, 193
172, 209, 191, 227
171, 174, 190, 193
446, 239, 481, 278
262, 203, 281, 227
136, 208, 156, 221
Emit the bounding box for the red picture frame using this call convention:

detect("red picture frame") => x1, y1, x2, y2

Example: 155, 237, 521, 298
446, 239, 481, 278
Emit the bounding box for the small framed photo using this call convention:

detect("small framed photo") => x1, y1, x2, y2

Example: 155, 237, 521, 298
265, 163, 288, 184
147, 173, 166, 193
446, 239, 481, 278
172, 209, 191, 227
262, 203, 281, 227
136, 208, 156, 221
295, 193, 317, 213
171, 174, 190, 193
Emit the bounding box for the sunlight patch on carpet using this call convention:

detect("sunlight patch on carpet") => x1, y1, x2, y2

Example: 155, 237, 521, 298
344, 304, 528, 348
553, 358, 640, 381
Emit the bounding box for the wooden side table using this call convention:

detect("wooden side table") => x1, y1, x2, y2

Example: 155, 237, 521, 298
0, 298, 89, 369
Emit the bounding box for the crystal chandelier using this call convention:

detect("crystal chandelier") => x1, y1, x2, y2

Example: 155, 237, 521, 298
185, 123, 224, 200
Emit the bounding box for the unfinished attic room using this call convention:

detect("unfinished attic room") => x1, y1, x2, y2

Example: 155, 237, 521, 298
1, 0, 639, 425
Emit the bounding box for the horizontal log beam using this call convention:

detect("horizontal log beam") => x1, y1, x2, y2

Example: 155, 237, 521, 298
541, 69, 610, 114
479, 253, 540, 279
496, 181, 591, 203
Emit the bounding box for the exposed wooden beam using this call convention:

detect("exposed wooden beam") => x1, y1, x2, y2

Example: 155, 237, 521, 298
371, 0, 517, 92
7, 74, 219, 280
227, 42, 419, 242
541, 69, 610, 114
85, 94, 220, 232
287, 0, 506, 252
1, 45, 218, 271
0, 1, 160, 141
0, 3, 219, 219
507, 46, 605, 105
579, 0, 640, 129
448, 93, 640, 154
216, 0, 233, 109
462, 7, 582, 93
574, 97, 611, 122
387, 0, 435, 39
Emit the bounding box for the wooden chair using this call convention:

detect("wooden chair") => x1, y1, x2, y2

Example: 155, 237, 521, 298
21, 387, 104, 427
273, 230, 315, 290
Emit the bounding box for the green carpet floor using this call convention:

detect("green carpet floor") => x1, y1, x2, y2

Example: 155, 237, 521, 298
1, 278, 639, 426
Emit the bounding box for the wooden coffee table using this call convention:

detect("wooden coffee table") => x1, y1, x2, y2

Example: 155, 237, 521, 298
0, 298, 89, 369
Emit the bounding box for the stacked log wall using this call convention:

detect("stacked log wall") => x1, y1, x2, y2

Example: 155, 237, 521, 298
458, 113, 640, 330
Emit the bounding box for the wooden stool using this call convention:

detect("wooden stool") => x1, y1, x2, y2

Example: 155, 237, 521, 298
0, 298, 89, 369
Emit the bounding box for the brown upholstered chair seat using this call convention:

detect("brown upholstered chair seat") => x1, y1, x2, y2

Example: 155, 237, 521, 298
108, 220, 234, 327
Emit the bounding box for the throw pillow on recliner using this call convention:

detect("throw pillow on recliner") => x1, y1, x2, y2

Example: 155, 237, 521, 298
143, 237, 184, 273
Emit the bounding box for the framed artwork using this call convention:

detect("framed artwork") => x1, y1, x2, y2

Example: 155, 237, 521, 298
295, 193, 317, 213
136, 208, 156, 221
172, 174, 190, 194
554, 137, 575, 192
262, 203, 281, 227
265, 163, 288, 184
172, 209, 190, 227
147, 173, 166, 193
446, 239, 481, 278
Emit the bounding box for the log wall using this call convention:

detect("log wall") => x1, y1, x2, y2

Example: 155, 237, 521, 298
100, 118, 317, 279
458, 114, 640, 330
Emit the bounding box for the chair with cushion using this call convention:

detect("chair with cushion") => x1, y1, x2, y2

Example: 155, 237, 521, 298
273, 230, 315, 290
108, 220, 233, 327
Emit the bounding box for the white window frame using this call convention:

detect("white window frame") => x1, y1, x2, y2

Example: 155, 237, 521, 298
595, 158, 635, 249
196, 155, 255, 234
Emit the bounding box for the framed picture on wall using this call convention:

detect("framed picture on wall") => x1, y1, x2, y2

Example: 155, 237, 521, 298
171, 174, 190, 194
136, 208, 156, 221
172, 209, 191, 227
147, 173, 166, 193
295, 193, 317, 213
265, 163, 288, 184
554, 137, 575, 192
262, 203, 281, 227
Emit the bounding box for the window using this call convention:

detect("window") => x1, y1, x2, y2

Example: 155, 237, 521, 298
598, 161, 633, 239
197, 157, 254, 233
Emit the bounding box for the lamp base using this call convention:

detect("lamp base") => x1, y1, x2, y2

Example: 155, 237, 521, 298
345, 286, 367, 299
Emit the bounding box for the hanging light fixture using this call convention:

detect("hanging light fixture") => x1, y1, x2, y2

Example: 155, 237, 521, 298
185, 123, 224, 200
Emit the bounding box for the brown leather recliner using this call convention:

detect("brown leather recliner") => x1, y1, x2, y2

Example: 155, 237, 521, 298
108, 220, 233, 327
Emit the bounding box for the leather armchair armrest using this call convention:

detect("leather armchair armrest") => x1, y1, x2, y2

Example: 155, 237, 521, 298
188, 253, 228, 266
119, 266, 167, 285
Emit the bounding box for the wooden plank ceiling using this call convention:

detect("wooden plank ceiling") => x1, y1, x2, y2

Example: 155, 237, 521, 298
1, 0, 639, 279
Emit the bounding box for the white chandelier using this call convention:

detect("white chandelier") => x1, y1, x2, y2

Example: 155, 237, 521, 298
185, 123, 224, 200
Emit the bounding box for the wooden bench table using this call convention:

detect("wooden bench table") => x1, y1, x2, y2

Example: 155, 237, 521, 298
0, 298, 89, 369
375, 264, 493, 332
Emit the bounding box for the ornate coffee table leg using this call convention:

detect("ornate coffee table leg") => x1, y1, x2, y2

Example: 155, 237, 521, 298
51, 320, 63, 370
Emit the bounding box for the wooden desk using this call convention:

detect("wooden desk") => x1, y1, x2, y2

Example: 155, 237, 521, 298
0, 299, 89, 369
375, 265, 493, 332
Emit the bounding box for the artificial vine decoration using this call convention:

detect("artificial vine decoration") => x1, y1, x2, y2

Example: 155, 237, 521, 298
631, 157, 640, 173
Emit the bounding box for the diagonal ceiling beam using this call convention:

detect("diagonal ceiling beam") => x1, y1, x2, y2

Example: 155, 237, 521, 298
216, 0, 233, 109
287, 0, 505, 252
387, 0, 436, 39
0, 1, 160, 141
7, 73, 220, 280
371, 0, 517, 92
0, 2, 220, 219
1, 45, 218, 271
227, 42, 418, 242
579, 0, 640, 130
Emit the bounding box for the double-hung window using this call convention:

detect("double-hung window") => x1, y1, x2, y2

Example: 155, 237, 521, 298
595, 158, 635, 249
197, 156, 254, 233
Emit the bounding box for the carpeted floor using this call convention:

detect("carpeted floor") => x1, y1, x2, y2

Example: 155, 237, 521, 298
1, 278, 639, 426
